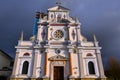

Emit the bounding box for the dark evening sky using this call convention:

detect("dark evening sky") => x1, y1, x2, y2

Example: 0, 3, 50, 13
0, 0, 120, 67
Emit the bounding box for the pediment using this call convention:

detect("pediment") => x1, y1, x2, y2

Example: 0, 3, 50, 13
48, 5, 69, 11
48, 55, 68, 61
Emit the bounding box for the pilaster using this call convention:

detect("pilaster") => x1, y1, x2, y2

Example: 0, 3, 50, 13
11, 52, 19, 78
44, 52, 48, 77
96, 52, 106, 78
79, 50, 84, 78
94, 41, 106, 78
32, 50, 38, 78
43, 51, 49, 80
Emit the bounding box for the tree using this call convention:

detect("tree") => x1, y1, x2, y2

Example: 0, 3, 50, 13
105, 57, 120, 80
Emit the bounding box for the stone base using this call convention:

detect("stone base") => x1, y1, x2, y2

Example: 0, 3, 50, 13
10, 78, 31, 80
69, 78, 75, 80
10, 78, 106, 80
31, 78, 43, 80
42, 78, 49, 80
10, 78, 49, 80
72, 78, 106, 80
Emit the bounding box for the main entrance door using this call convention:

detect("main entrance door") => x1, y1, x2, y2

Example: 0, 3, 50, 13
54, 66, 64, 80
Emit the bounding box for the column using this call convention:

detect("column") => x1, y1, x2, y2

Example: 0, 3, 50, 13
69, 52, 73, 76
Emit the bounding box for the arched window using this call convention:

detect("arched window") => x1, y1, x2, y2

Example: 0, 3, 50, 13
22, 61, 29, 74
57, 14, 61, 22
23, 53, 30, 56
88, 61, 95, 75
87, 53, 92, 56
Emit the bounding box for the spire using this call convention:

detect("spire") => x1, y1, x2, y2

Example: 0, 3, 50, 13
30, 35, 35, 42
93, 33, 97, 42
20, 31, 24, 41
75, 16, 80, 24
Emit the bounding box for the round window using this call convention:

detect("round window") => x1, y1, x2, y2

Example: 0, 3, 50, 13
53, 30, 64, 39
55, 49, 61, 54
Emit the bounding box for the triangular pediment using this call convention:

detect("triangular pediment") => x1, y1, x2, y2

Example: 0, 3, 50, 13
48, 55, 68, 61
48, 5, 69, 11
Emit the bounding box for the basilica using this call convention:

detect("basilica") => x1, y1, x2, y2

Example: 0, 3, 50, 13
11, 3, 106, 80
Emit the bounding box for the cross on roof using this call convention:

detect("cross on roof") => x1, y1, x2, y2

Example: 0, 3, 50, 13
56, 2, 61, 6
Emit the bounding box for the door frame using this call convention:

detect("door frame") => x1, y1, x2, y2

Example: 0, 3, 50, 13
50, 61, 66, 80
53, 66, 64, 80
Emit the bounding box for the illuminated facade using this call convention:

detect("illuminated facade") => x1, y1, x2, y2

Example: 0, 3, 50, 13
11, 3, 106, 80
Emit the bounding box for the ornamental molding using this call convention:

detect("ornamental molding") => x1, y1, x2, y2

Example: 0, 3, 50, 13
48, 55, 68, 61
15, 46, 31, 49
50, 23, 68, 26
19, 57, 32, 59
67, 46, 101, 50
79, 47, 102, 50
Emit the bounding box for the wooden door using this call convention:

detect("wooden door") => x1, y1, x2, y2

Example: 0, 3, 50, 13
54, 66, 64, 80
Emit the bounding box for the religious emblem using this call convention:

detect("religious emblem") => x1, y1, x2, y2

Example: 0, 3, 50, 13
72, 30, 75, 40
53, 30, 64, 39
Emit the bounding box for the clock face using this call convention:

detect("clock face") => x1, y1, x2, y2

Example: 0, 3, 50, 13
53, 30, 64, 39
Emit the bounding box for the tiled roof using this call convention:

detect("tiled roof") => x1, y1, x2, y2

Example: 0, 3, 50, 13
0, 49, 13, 60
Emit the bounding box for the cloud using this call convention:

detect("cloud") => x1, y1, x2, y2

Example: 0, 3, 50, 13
0, 0, 120, 67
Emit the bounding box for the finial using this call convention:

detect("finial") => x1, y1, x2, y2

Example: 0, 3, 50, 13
56, 2, 61, 6
30, 35, 35, 42
20, 31, 24, 41
93, 33, 97, 41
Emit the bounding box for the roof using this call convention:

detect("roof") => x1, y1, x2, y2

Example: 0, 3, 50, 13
0, 49, 13, 60
48, 5, 69, 11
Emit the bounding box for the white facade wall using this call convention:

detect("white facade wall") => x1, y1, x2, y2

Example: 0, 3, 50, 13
11, 4, 106, 80
71, 53, 80, 78
82, 50, 100, 78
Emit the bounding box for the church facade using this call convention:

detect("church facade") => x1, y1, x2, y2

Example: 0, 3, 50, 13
11, 3, 106, 80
